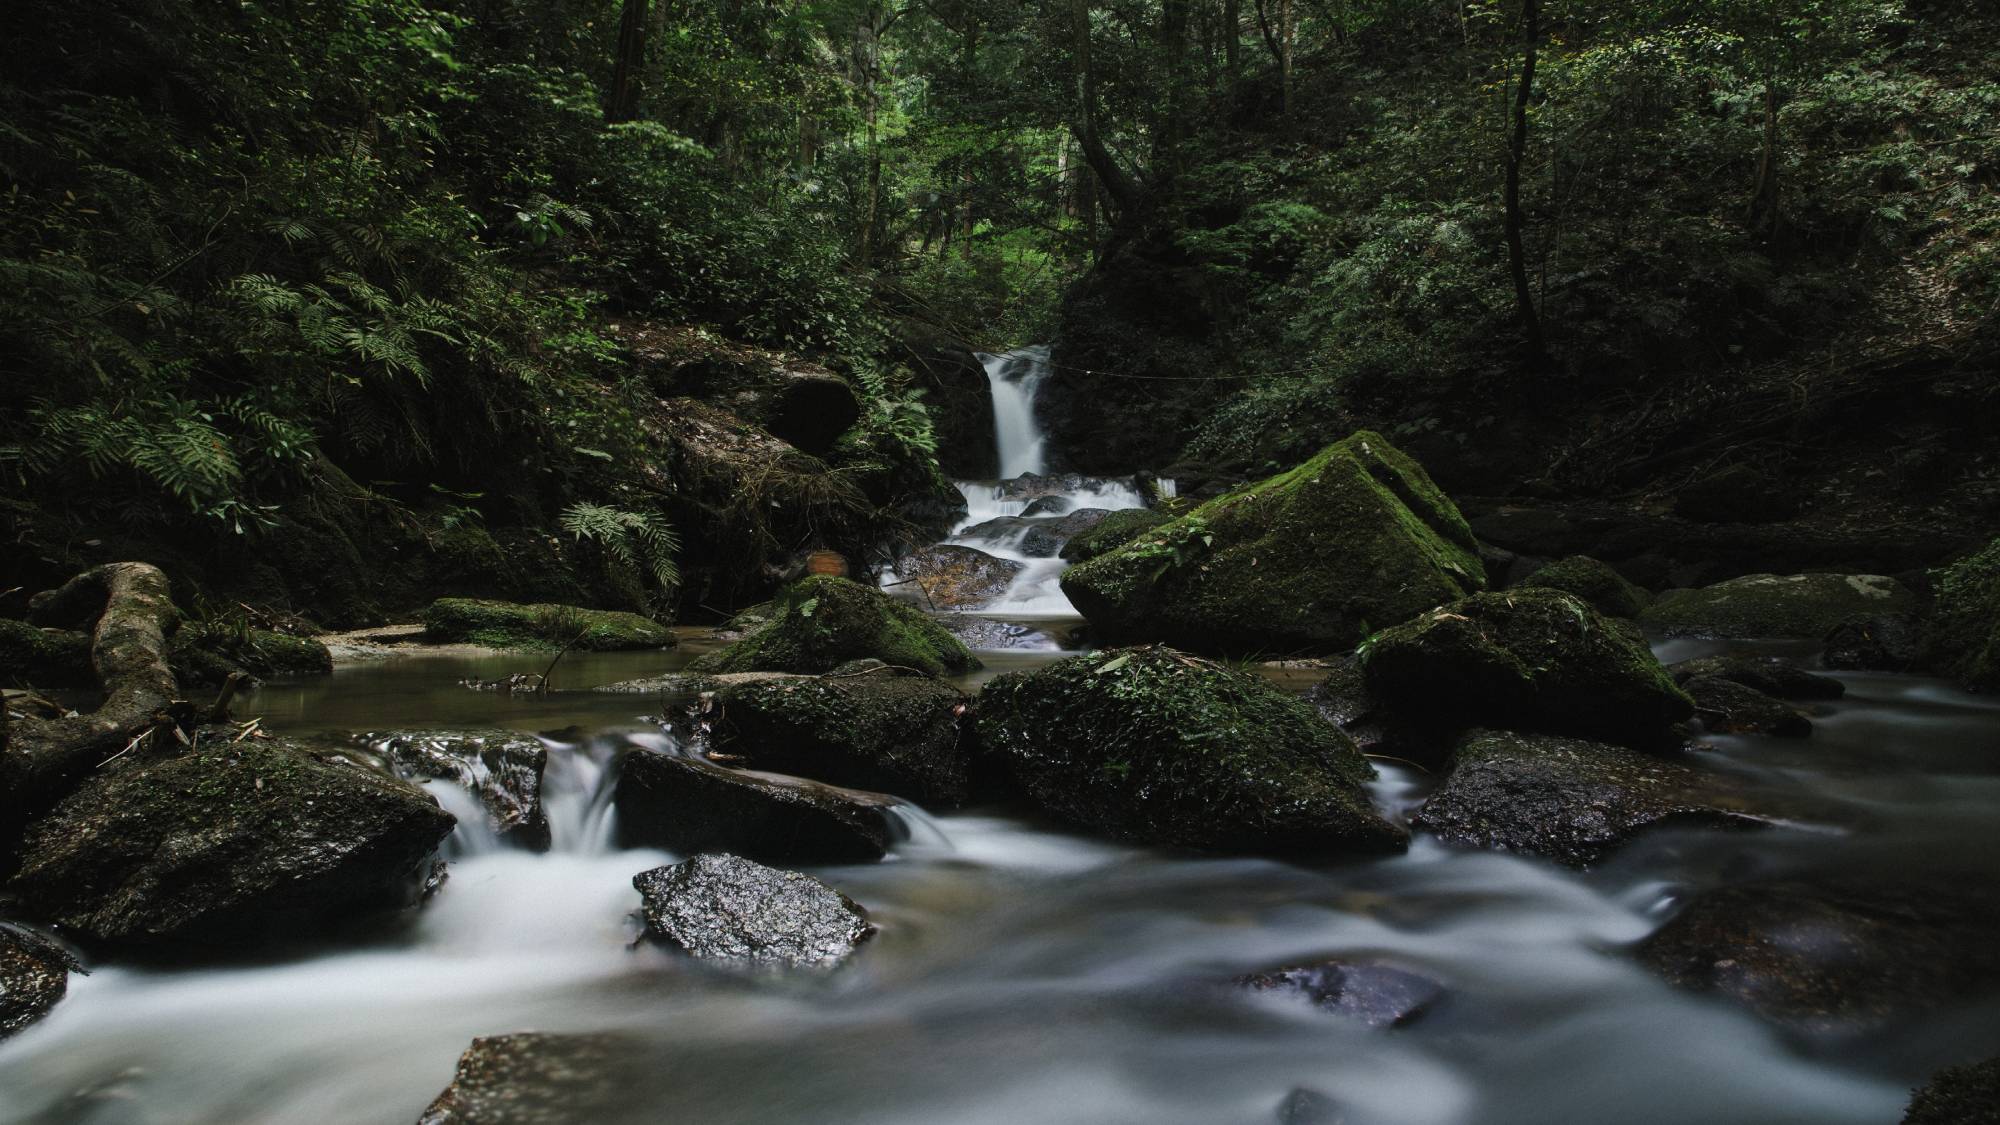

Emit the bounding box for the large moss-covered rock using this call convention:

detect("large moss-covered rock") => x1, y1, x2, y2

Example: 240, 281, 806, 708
7, 735, 454, 950
707, 674, 976, 806
1362, 589, 1694, 752
612, 749, 895, 864
1058, 508, 1171, 563
1060, 432, 1485, 654
172, 626, 333, 687
1412, 729, 1774, 867
1905, 1056, 2000, 1125
632, 853, 873, 969
421, 598, 674, 651
1640, 573, 1916, 639
1516, 555, 1650, 619
689, 576, 978, 677
974, 647, 1406, 855
1922, 536, 2000, 691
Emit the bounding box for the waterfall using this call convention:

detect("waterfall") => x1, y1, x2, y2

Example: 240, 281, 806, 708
979, 345, 1053, 479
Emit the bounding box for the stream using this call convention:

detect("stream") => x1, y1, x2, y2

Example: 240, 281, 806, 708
2, 350, 1997, 1124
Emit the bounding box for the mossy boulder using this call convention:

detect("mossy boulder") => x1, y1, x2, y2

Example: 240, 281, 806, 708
171, 625, 333, 687
1905, 1056, 2000, 1125
1058, 508, 1171, 563
707, 673, 977, 806
1640, 572, 1917, 639
689, 576, 978, 677
6, 734, 454, 951
1666, 654, 1845, 700
0, 619, 93, 687
421, 597, 674, 651
1362, 588, 1694, 752
1683, 676, 1813, 737
1516, 555, 1650, 619
974, 646, 1406, 855
612, 748, 896, 864
1060, 432, 1485, 655
1922, 536, 2000, 691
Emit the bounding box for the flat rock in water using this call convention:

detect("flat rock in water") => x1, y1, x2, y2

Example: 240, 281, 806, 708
419, 1032, 649, 1125
1667, 655, 1845, 700
890, 544, 1024, 608
612, 749, 894, 864
6, 734, 454, 950
1636, 880, 2000, 1037
369, 730, 552, 851
1641, 573, 1916, 639
1412, 729, 1778, 867
1239, 959, 1444, 1028
1683, 676, 1813, 738
0, 925, 72, 1040
632, 853, 873, 968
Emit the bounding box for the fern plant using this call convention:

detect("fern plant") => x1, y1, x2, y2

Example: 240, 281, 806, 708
559, 501, 681, 596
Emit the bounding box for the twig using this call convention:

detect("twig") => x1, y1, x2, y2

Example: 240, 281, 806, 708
206, 672, 250, 723
535, 628, 592, 694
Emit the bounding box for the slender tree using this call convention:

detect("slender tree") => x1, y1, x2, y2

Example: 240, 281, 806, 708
1503, 0, 1549, 363
606, 0, 649, 123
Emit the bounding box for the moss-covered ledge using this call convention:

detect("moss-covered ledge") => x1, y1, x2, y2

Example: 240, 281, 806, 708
421, 598, 674, 651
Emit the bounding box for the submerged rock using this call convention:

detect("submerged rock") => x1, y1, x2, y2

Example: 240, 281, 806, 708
1058, 507, 1171, 563
422, 598, 674, 651
975, 647, 1406, 855
690, 576, 979, 677
369, 730, 552, 851
1666, 655, 1845, 700
1920, 536, 2000, 690
419, 1032, 648, 1125
632, 853, 873, 969
7, 735, 454, 950
1515, 555, 1651, 619
886, 544, 1023, 609
707, 674, 975, 806
1412, 729, 1773, 867
0, 924, 73, 1040
1683, 676, 1813, 738
1640, 573, 1916, 640
1061, 431, 1485, 654
1636, 880, 2000, 1037
1239, 958, 1444, 1028
612, 749, 894, 864
1362, 589, 1693, 753
1904, 1055, 2000, 1125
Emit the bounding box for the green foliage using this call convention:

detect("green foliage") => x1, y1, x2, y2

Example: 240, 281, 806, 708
559, 502, 681, 597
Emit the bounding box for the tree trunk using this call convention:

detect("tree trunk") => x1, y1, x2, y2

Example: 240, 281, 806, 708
1069, 0, 1140, 218
607, 0, 649, 123
1504, 0, 1549, 365
1748, 76, 1782, 242
1278, 0, 1293, 115
1225, 0, 1240, 85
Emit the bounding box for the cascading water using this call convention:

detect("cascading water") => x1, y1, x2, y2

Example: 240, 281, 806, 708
980, 345, 1054, 479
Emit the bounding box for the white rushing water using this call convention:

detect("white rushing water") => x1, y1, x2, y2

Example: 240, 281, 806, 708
979, 346, 1054, 479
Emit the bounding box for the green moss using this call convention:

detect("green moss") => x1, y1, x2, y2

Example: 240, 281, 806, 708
172, 625, 333, 687
0, 619, 94, 687
422, 598, 674, 651
973, 646, 1404, 854
1517, 556, 1651, 619
1058, 508, 1171, 563
1060, 431, 1484, 655
688, 576, 978, 677
1923, 536, 2000, 691
711, 675, 974, 805
1904, 1055, 2000, 1125
1640, 573, 1916, 639
1363, 587, 1694, 752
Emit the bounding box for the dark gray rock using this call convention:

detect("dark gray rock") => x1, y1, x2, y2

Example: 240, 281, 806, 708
632, 853, 873, 969
612, 750, 895, 864
1412, 729, 1776, 867
370, 730, 552, 851
1303, 659, 1447, 767
706, 674, 975, 806
0, 925, 72, 1039
1019, 508, 1113, 557
1684, 676, 1813, 738
1516, 555, 1651, 618
419, 1032, 648, 1125
1021, 495, 1071, 516
1667, 655, 1845, 700
1824, 613, 1924, 672
1239, 959, 1444, 1028
887, 545, 1023, 610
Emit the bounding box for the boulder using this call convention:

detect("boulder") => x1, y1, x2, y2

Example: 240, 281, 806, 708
1635, 879, 2000, 1036
1683, 677, 1813, 737
1921, 536, 2000, 690
0, 619, 93, 687
1238, 959, 1444, 1028
1060, 432, 1485, 654
422, 598, 674, 651
612, 749, 895, 864
1021, 495, 1071, 516
887, 544, 1023, 609
0, 925, 72, 1040
706, 674, 975, 806
1059, 508, 1171, 563
1362, 589, 1693, 752
974, 647, 1406, 855
1302, 659, 1441, 766
1824, 613, 1924, 672
1020, 509, 1113, 557
1515, 555, 1650, 619
1412, 729, 1774, 867
7, 734, 454, 950
368, 730, 552, 851
689, 576, 979, 677
1666, 655, 1845, 700
171, 626, 332, 687
419, 1032, 648, 1125
632, 853, 873, 969
1904, 1056, 2000, 1125
1641, 573, 1917, 640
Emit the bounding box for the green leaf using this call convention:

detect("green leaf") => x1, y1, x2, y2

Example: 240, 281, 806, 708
1094, 654, 1132, 674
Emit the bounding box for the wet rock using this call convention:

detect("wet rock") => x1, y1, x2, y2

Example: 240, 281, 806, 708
0, 924, 73, 1040
632, 853, 873, 968
171, 626, 333, 687
1919, 536, 2000, 690
419, 1031, 648, 1125
1019, 508, 1113, 557
1641, 573, 1917, 640
1515, 555, 1650, 619
889, 544, 1024, 608
1239, 959, 1444, 1028
1363, 589, 1693, 753
1635, 880, 2000, 1036
1904, 1055, 2000, 1125
1276, 1087, 1346, 1125
706, 674, 975, 806
690, 576, 979, 677
612, 749, 894, 864
369, 730, 552, 851
1058, 507, 1174, 564
937, 615, 1062, 651
421, 598, 674, 651
1303, 660, 1444, 766
1667, 655, 1845, 700
1062, 431, 1485, 654
995, 472, 1088, 501
975, 647, 1407, 855
1683, 676, 1813, 737
1412, 729, 1773, 867
1824, 614, 1923, 672
1021, 495, 1071, 516
7, 734, 454, 950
